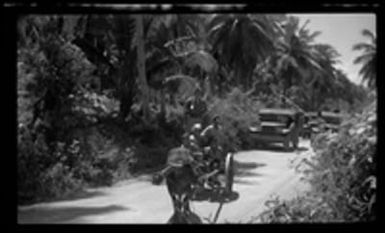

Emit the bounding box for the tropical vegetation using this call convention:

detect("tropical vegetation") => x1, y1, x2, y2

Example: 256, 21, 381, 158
17, 12, 375, 222
353, 29, 376, 89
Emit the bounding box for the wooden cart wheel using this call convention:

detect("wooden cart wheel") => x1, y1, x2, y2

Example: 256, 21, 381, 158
225, 152, 234, 193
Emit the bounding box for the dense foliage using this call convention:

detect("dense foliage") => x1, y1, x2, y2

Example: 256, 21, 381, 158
207, 88, 263, 152
353, 29, 376, 88
17, 16, 131, 203
17, 13, 374, 206
255, 100, 376, 222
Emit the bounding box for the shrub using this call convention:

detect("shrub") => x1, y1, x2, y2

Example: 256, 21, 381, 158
207, 87, 263, 151
255, 100, 376, 223
39, 162, 83, 200
17, 18, 120, 204
18, 134, 84, 203
18, 16, 145, 204
18, 124, 50, 203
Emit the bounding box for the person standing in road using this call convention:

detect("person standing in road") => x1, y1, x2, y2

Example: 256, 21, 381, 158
291, 112, 304, 150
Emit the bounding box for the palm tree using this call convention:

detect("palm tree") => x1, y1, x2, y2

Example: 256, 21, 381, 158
145, 14, 206, 86
272, 16, 324, 107
70, 14, 139, 120
209, 14, 276, 90
334, 69, 358, 106
353, 29, 376, 88
306, 43, 341, 110
144, 15, 219, 121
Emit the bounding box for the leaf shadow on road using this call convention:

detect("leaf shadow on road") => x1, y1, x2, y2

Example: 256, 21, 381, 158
18, 204, 129, 223
234, 160, 266, 180
235, 170, 264, 178
248, 143, 310, 153
191, 188, 239, 204
234, 160, 266, 170
41, 189, 108, 204
260, 145, 294, 152
233, 178, 260, 185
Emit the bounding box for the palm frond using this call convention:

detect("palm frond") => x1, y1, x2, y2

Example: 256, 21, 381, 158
275, 53, 290, 72
162, 74, 200, 100
359, 57, 376, 87
184, 50, 218, 74
306, 55, 323, 72
208, 14, 231, 30
208, 21, 231, 50
288, 56, 300, 69
299, 19, 310, 34
352, 43, 375, 52
307, 31, 322, 42
362, 29, 376, 42
353, 53, 374, 65
163, 74, 198, 86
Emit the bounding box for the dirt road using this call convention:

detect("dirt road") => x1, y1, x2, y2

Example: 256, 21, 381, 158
18, 140, 313, 224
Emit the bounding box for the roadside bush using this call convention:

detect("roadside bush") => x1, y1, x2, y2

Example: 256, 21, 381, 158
18, 128, 126, 205
255, 100, 376, 223
207, 87, 263, 151
17, 15, 177, 204
18, 132, 84, 203
67, 123, 136, 186
17, 16, 122, 204
18, 124, 50, 203
39, 162, 83, 200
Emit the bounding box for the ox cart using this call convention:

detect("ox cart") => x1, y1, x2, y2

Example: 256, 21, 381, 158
151, 144, 235, 223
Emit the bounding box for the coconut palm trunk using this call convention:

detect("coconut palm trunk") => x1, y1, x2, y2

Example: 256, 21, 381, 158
160, 88, 166, 123
135, 14, 150, 122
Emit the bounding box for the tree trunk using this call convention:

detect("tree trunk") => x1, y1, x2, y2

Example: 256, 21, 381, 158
282, 68, 293, 108
160, 88, 166, 123
135, 14, 150, 122
282, 74, 287, 108
119, 87, 133, 121
117, 55, 136, 121
245, 66, 253, 92
235, 66, 242, 90
203, 76, 212, 100
311, 88, 318, 111
208, 72, 216, 97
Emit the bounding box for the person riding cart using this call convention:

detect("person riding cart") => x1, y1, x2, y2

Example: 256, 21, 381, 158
153, 114, 234, 190
179, 122, 221, 189
199, 115, 227, 188
184, 88, 207, 132
184, 123, 203, 155
152, 116, 235, 222
200, 116, 226, 160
